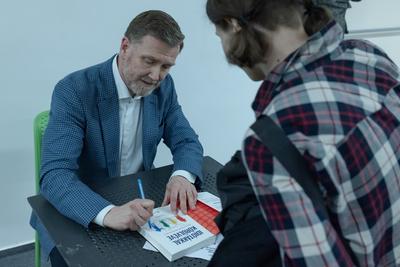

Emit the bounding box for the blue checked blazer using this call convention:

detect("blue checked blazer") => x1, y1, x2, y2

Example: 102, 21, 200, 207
30, 56, 203, 257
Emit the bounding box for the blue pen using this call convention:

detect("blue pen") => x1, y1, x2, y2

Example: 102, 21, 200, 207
137, 178, 152, 230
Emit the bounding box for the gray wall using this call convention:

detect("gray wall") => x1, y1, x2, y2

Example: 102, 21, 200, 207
346, 0, 400, 66
0, 0, 399, 250
0, 0, 256, 250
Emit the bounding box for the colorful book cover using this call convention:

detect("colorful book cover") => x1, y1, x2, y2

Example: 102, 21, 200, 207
187, 192, 220, 235
138, 192, 221, 261
138, 205, 216, 261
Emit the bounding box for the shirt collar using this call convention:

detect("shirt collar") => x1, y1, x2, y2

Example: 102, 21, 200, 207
289, 20, 344, 72
112, 55, 142, 100
251, 20, 343, 116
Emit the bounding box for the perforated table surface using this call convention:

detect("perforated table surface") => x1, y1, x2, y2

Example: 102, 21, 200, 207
28, 156, 223, 267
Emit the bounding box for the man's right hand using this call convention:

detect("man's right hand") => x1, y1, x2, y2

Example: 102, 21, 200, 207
103, 199, 154, 231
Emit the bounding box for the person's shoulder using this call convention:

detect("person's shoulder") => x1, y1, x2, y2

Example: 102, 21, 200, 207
338, 39, 399, 82
56, 56, 114, 88
159, 74, 174, 90
152, 74, 175, 97
339, 39, 396, 65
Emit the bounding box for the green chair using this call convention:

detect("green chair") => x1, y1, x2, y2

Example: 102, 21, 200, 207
33, 110, 49, 267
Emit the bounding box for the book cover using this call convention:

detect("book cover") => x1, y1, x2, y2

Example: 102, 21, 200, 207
187, 192, 221, 235
139, 192, 221, 261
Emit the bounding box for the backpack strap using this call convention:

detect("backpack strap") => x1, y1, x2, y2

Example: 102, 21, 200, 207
250, 116, 326, 213
250, 115, 357, 264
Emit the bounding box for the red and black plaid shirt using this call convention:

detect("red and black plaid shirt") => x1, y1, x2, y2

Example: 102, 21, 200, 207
243, 21, 400, 266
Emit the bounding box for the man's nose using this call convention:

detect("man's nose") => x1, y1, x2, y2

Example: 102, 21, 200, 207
148, 66, 162, 82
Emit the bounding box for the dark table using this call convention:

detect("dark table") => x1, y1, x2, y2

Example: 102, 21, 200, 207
28, 156, 223, 267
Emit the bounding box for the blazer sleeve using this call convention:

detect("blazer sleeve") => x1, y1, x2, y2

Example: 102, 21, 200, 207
40, 78, 111, 228
161, 76, 204, 182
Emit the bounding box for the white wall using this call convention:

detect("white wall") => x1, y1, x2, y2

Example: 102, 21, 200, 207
0, 0, 256, 250
0, 0, 399, 250
346, 0, 400, 66
346, 0, 400, 31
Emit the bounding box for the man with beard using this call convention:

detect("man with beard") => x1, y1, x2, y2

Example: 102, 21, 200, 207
30, 10, 203, 266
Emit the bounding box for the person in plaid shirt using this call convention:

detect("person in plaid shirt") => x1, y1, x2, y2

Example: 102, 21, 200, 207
207, 0, 400, 266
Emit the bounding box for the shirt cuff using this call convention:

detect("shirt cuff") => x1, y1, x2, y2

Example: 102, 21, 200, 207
93, 204, 115, 227
171, 170, 196, 184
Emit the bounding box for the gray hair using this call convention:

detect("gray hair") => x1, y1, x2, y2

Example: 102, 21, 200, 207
125, 10, 185, 51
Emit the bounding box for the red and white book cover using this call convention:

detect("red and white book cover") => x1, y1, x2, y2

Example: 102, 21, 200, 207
138, 192, 221, 261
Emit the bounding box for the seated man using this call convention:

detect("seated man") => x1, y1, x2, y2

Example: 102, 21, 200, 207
30, 10, 203, 266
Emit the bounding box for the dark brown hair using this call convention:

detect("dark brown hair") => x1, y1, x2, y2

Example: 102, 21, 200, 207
206, 0, 331, 67
125, 10, 185, 51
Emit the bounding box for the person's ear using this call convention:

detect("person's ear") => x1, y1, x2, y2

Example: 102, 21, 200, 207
224, 17, 242, 33
120, 37, 130, 54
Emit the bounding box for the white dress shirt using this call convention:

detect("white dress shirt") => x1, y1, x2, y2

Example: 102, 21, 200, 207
93, 56, 196, 226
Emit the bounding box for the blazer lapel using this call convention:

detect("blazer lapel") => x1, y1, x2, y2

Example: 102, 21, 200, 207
97, 56, 120, 177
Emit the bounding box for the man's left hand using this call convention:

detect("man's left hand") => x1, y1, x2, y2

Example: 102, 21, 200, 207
162, 175, 197, 214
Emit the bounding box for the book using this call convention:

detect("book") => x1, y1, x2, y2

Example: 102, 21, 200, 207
143, 232, 224, 261
196, 191, 222, 212
139, 192, 221, 261
187, 192, 221, 235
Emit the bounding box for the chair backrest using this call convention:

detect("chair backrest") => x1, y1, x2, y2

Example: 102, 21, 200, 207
33, 111, 49, 194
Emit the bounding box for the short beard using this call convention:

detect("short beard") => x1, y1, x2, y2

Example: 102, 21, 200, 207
128, 83, 157, 97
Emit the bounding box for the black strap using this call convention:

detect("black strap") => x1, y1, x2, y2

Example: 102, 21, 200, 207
250, 116, 327, 214
250, 115, 358, 264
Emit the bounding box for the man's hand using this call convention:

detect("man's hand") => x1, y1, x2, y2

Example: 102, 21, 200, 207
103, 199, 154, 231
162, 175, 197, 214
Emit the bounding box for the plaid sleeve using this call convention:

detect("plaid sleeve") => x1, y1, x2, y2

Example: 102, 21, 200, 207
243, 134, 354, 267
